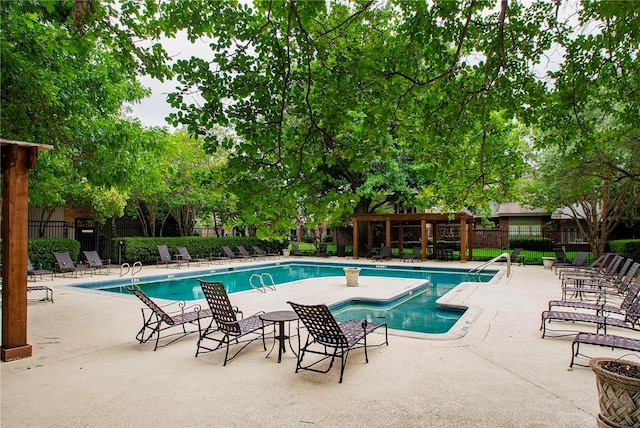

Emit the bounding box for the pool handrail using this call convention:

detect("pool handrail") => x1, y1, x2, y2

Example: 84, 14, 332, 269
466, 253, 511, 281
249, 273, 277, 293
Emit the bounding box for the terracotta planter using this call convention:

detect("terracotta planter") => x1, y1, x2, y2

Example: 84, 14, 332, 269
343, 267, 361, 287
590, 357, 640, 428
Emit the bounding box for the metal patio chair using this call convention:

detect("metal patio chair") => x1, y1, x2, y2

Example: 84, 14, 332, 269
288, 301, 388, 383
83, 250, 120, 274
196, 280, 272, 365
126, 285, 212, 351
53, 251, 92, 278
156, 245, 188, 268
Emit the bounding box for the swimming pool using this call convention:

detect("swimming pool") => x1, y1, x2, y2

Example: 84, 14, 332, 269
331, 284, 465, 334
83, 261, 495, 335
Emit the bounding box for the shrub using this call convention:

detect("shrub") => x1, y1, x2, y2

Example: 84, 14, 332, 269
509, 238, 552, 252
112, 236, 287, 265
28, 238, 81, 270
301, 235, 315, 244
323, 234, 333, 243
608, 239, 640, 261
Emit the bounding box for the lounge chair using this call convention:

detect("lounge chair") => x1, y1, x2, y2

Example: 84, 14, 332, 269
402, 247, 422, 262
83, 250, 120, 274
287, 301, 388, 383
237, 245, 262, 260
27, 257, 53, 281
196, 280, 271, 365
560, 259, 638, 301
222, 245, 249, 262
176, 246, 209, 266
540, 296, 640, 338
53, 251, 92, 278
554, 251, 589, 275
156, 245, 188, 268
371, 246, 391, 261
510, 248, 525, 265
549, 273, 640, 317
558, 253, 614, 281
252, 245, 279, 259
554, 248, 569, 264
25, 257, 54, 301
316, 244, 329, 258
126, 285, 212, 351
570, 332, 640, 367
290, 243, 304, 256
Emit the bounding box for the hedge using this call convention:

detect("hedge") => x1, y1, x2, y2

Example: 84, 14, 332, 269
509, 238, 553, 252
608, 239, 640, 261
111, 236, 288, 265
0, 238, 81, 271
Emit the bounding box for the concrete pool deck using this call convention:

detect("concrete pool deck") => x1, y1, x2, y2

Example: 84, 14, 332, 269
2, 257, 637, 427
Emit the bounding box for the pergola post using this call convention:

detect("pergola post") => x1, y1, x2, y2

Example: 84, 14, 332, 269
352, 220, 359, 258
459, 217, 467, 263
385, 218, 391, 247
421, 219, 427, 260
1, 140, 51, 361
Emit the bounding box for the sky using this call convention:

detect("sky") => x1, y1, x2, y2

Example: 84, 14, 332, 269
127, 32, 211, 129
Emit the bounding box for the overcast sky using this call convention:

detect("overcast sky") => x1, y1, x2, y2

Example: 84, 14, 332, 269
127, 32, 211, 129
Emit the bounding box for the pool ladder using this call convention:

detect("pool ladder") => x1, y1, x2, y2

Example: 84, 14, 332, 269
120, 261, 143, 277
466, 253, 512, 281
249, 273, 276, 293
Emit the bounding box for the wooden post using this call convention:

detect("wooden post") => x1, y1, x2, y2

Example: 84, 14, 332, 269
352, 220, 359, 259
459, 217, 467, 263
385, 218, 391, 247
1, 140, 50, 361
421, 219, 427, 260
468, 220, 474, 261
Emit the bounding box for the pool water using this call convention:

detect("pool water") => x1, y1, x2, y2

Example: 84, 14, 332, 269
89, 262, 494, 335
331, 285, 464, 334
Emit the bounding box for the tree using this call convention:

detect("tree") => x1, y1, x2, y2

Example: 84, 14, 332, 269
523, 1, 640, 256
166, 0, 553, 240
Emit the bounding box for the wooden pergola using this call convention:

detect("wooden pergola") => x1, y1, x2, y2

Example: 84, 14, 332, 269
1, 139, 52, 361
351, 213, 474, 262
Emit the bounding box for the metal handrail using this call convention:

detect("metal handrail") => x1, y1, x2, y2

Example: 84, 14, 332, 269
249, 273, 277, 293
466, 253, 512, 281
120, 261, 143, 277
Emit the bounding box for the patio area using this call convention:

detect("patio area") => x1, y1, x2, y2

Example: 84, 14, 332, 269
1, 257, 629, 427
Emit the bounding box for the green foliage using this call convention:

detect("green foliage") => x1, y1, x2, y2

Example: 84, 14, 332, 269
608, 240, 640, 262
113, 236, 287, 265
509, 238, 552, 252
27, 238, 81, 270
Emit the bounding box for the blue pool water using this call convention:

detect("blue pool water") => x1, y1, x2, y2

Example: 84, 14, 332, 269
331, 284, 464, 334
86, 262, 494, 334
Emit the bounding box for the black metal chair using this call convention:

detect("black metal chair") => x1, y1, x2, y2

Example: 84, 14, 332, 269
510, 247, 525, 265
156, 245, 188, 268
371, 246, 391, 261
126, 285, 212, 351
196, 280, 271, 365
288, 301, 388, 383
53, 251, 93, 277
402, 247, 422, 262
316, 244, 330, 257
83, 250, 120, 274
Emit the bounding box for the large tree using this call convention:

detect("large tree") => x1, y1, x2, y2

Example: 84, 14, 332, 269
523, 1, 640, 256
166, 0, 552, 238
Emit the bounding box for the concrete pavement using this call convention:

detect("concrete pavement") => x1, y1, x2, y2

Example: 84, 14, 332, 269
2, 257, 633, 427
